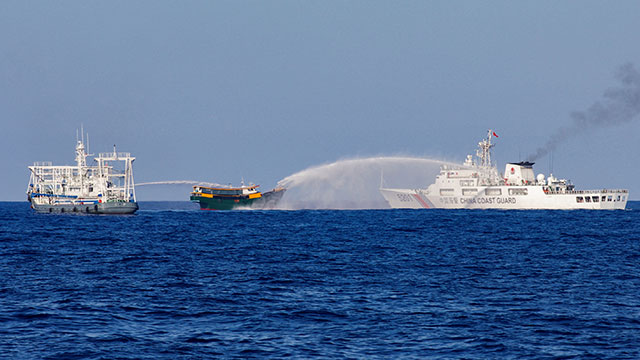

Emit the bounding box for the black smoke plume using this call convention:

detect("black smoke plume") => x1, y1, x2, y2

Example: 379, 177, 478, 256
528, 63, 640, 161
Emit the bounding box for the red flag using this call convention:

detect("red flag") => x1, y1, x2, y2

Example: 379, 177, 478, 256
492, 131, 499, 138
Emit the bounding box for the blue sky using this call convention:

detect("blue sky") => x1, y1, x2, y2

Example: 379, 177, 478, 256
2, 1, 640, 201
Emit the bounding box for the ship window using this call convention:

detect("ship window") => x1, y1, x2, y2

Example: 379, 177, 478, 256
585, 196, 591, 202
602, 196, 606, 202
607, 196, 612, 202
592, 196, 599, 202
440, 189, 454, 196
462, 188, 478, 196
460, 180, 474, 187
508, 188, 528, 196
617, 195, 621, 201
576, 196, 583, 203
485, 188, 502, 196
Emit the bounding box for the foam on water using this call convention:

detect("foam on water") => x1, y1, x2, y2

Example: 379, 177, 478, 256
276, 156, 455, 209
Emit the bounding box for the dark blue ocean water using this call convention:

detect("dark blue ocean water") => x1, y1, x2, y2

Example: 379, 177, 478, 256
1, 201, 640, 359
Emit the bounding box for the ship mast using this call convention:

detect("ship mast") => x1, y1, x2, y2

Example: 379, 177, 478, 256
476, 129, 496, 168
75, 128, 89, 196
75, 139, 87, 168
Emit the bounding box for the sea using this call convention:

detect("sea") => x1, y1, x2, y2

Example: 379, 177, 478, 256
1, 201, 639, 359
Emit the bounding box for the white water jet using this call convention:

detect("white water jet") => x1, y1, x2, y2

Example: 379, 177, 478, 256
276, 156, 456, 210
136, 180, 227, 187
135, 180, 229, 201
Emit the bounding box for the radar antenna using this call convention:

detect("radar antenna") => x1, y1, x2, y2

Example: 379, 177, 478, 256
476, 129, 496, 168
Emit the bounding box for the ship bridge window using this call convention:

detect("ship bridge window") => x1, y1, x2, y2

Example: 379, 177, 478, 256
585, 196, 591, 202
462, 188, 478, 196
485, 188, 502, 196
508, 188, 528, 196
460, 180, 474, 187
440, 189, 454, 196
576, 196, 583, 203
602, 196, 606, 202
592, 196, 599, 202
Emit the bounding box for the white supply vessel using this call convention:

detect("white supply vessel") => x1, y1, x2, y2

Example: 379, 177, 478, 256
380, 130, 628, 210
27, 131, 138, 214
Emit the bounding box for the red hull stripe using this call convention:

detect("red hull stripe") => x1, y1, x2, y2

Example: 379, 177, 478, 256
412, 194, 430, 208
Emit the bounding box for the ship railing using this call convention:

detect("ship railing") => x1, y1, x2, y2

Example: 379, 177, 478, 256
32, 161, 53, 167
97, 152, 132, 159
548, 189, 628, 195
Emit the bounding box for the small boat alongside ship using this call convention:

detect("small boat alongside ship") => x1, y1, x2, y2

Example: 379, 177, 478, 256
190, 184, 285, 210
27, 133, 138, 214
380, 130, 629, 210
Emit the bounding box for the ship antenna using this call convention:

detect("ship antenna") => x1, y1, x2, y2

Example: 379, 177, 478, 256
489, 129, 496, 168
476, 129, 497, 168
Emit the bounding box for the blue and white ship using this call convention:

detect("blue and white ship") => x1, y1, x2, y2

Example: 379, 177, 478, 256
27, 131, 138, 214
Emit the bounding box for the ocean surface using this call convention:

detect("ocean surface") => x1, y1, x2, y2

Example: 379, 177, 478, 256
1, 201, 640, 359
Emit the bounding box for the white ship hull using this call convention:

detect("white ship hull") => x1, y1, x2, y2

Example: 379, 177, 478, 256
380, 130, 629, 210
380, 186, 628, 210
30, 199, 138, 214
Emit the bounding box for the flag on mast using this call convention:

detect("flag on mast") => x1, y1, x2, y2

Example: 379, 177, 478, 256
492, 131, 499, 138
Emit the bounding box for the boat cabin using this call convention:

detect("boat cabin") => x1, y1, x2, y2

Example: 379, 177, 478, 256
192, 185, 261, 198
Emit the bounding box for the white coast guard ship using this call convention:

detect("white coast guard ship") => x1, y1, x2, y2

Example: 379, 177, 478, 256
27, 132, 138, 214
380, 130, 628, 210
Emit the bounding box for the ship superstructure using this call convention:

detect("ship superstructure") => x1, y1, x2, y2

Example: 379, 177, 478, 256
27, 132, 138, 214
380, 130, 629, 210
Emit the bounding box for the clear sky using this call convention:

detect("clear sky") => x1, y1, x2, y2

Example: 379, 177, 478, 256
2, 1, 640, 201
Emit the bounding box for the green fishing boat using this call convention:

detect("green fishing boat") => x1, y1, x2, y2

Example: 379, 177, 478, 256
190, 184, 286, 210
